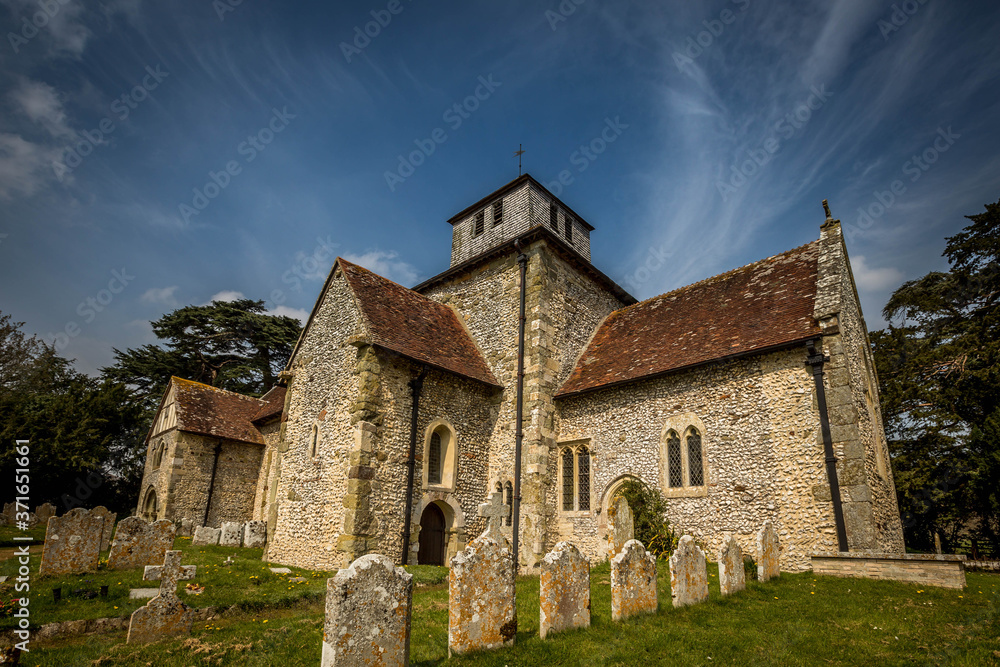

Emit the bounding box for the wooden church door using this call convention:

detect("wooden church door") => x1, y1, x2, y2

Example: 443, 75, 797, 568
418, 503, 446, 565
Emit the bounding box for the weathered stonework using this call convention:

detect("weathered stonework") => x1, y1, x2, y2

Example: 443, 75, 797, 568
35, 503, 57, 524
448, 532, 516, 656
811, 552, 967, 590
220, 521, 243, 547
540, 542, 590, 639
717, 534, 746, 596
322, 554, 413, 667
108, 518, 176, 570
606, 496, 634, 561
90, 506, 116, 552
757, 521, 780, 582
610, 539, 657, 621
192, 526, 220, 546
243, 520, 267, 548
39, 508, 103, 576
126, 550, 196, 644
669, 535, 709, 607
176, 518, 194, 537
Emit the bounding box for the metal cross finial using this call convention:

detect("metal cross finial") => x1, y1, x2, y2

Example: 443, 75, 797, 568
143, 550, 196, 599
478, 490, 510, 539
514, 144, 525, 176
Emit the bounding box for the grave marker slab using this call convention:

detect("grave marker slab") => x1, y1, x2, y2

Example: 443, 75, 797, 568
757, 521, 780, 582
669, 535, 709, 607
129, 588, 160, 600
607, 495, 634, 561
540, 542, 590, 639
244, 520, 267, 548
108, 517, 176, 570
35, 503, 57, 524
177, 518, 194, 537
220, 521, 243, 547
90, 506, 116, 552
322, 554, 413, 667
610, 539, 657, 621
126, 550, 196, 644
192, 526, 221, 546
718, 534, 746, 596
39, 508, 103, 576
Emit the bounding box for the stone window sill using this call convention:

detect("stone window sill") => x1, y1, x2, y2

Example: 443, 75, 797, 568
422, 483, 456, 494
559, 510, 593, 518
662, 486, 709, 499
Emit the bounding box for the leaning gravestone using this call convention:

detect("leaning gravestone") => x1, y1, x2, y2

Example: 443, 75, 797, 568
669, 535, 709, 607
606, 495, 634, 561
717, 534, 746, 596
0, 502, 15, 526
244, 520, 267, 548
35, 503, 57, 525
322, 554, 413, 666
108, 517, 176, 570
448, 492, 516, 657
192, 526, 221, 546
610, 539, 657, 621
219, 521, 243, 547
756, 521, 780, 582
90, 506, 117, 552
39, 507, 103, 576
127, 550, 197, 644
177, 518, 194, 537
540, 542, 590, 639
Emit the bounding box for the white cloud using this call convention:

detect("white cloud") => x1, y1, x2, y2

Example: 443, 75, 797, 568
9, 79, 75, 138
269, 305, 309, 324
140, 286, 179, 306
852, 255, 904, 292
0, 132, 64, 199
342, 250, 419, 286
209, 290, 245, 303
0, 0, 91, 58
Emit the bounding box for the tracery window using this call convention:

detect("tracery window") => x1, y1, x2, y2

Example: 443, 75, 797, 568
661, 417, 708, 495
560, 444, 592, 512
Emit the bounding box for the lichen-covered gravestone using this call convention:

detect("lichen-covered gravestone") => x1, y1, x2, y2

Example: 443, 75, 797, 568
669, 535, 709, 607
108, 517, 176, 570
90, 506, 117, 552
192, 526, 221, 546
610, 539, 657, 621
756, 521, 780, 582
606, 495, 634, 561
448, 492, 516, 657
127, 550, 197, 644
717, 534, 746, 596
219, 521, 243, 547
244, 520, 267, 548
0, 502, 15, 526
38, 507, 104, 576
540, 542, 590, 639
322, 554, 413, 666
35, 503, 57, 524
177, 518, 194, 537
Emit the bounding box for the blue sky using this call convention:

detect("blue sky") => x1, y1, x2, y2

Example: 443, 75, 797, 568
1, 0, 998, 376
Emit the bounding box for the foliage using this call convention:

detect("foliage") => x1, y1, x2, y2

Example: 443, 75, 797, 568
618, 479, 678, 559
873, 198, 1000, 555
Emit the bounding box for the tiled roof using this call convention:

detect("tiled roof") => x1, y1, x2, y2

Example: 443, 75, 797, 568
251, 385, 286, 423
338, 258, 501, 387
556, 241, 824, 397
172, 377, 267, 444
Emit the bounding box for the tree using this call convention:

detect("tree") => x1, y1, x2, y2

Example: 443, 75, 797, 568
873, 198, 1000, 555
103, 298, 302, 406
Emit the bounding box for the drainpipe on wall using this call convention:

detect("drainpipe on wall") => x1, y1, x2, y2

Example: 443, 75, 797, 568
806, 339, 850, 552
203, 440, 222, 527
401, 365, 429, 565
511, 240, 527, 576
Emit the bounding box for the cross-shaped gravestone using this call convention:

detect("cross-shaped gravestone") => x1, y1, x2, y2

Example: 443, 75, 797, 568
143, 550, 196, 600
478, 491, 509, 540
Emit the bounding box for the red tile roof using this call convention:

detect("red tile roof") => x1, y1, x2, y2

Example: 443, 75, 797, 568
251, 385, 286, 423
172, 377, 267, 444
338, 258, 501, 387
556, 241, 824, 397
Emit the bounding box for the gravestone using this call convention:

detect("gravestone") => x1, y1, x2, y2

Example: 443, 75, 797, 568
244, 520, 267, 548
448, 492, 515, 657
39, 507, 103, 576
269, 567, 291, 574
669, 535, 709, 607
126, 550, 197, 644
610, 539, 657, 621
322, 554, 413, 666
756, 521, 780, 582
606, 495, 634, 560
192, 526, 221, 546
108, 517, 176, 570
0, 502, 14, 526
90, 506, 116, 552
35, 503, 57, 524
129, 588, 160, 600
540, 542, 590, 639
717, 534, 746, 596
219, 521, 243, 547
177, 518, 194, 538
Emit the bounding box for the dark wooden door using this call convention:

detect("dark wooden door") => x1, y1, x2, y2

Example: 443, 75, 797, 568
418, 504, 446, 565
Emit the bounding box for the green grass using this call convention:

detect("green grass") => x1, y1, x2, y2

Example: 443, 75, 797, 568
0, 524, 46, 548
5, 543, 999, 666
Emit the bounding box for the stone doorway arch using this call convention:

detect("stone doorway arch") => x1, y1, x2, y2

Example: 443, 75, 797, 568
418, 502, 447, 565
141, 487, 158, 522
411, 493, 467, 566
597, 474, 639, 558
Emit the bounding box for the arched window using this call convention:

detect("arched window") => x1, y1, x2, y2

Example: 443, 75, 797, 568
142, 487, 158, 521
428, 431, 442, 484
560, 444, 592, 513
686, 428, 704, 486
309, 424, 320, 458
422, 422, 458, 491
660, 415, 709, 497
504, 481, 513, 526
666, 430, 682, 488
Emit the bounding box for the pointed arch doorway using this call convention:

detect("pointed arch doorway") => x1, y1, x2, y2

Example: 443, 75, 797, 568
418, 503, 447, 565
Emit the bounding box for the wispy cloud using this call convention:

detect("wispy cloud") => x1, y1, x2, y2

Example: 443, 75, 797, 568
140, 285, 179, 306
343, 249, 420, 286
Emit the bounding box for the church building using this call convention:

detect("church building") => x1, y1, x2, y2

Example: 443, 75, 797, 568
135, 173, 905, 572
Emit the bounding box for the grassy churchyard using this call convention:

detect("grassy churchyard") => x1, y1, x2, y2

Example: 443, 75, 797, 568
1, 526, 998, 666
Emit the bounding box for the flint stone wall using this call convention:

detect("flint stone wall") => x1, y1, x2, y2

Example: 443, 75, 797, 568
540, 541, 590, 639
448, 533, 516, 656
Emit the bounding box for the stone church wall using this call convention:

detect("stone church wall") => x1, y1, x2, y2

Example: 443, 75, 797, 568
555, 346, 839, 572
